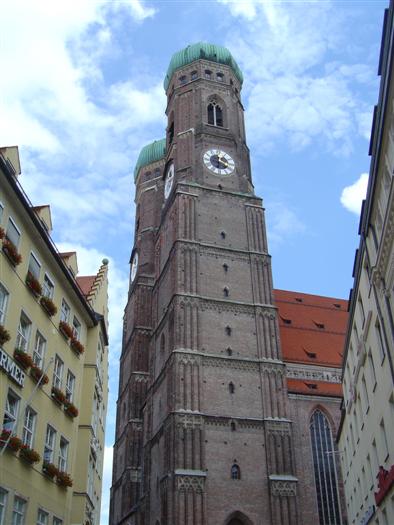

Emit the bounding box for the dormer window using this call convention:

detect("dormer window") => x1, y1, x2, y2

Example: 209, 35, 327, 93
205, 70, 212, 80
217, 72, 224, 82
191, 71, 198, 80
179, 75, 187, 85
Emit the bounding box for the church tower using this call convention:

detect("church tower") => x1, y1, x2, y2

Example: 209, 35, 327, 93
111, 43, 299, 525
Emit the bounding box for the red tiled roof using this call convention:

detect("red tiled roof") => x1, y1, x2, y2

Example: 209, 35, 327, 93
287, 378, 343, 397
273, 289, 348, 368
76, 276, 95, 297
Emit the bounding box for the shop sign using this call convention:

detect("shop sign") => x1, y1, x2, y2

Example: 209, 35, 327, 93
0, 348, 25, 387
375, 465, 394, 506
359, 505, 375, 525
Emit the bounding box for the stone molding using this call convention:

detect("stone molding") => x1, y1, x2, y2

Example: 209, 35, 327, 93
286, 365, 341, 384
175, 470, 206, 493
265, 420, 292, 435
269, 475, 298, 497
175, 413, 203, 429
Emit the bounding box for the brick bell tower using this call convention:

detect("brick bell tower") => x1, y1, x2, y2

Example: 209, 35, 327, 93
110, 43, 299, 525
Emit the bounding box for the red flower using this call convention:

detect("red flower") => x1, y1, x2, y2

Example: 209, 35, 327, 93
0, 324, 11, 346
19, 445, 40, 464
56, 471, 73, 487
13, 348, 33, 369
40, 296, 57, 316
25, 271, 42, 296
30, 365, 49, 385
2, 238, 22, 265
59, 321, 73, 339
70, 337, 84, 355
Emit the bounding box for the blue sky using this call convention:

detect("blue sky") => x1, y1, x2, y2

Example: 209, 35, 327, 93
0, 0, 388, 523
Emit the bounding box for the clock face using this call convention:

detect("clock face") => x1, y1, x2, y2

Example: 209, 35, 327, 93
130, 252, 138, 283
164, 163, 174, 199
203, 149, 235, 176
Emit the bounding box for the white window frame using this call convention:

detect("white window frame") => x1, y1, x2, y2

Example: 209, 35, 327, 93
6, 217, 21, 248
3, 389, 20, 433
42, 274, 54, 300
52, 518, 63, 525
0, 201, 3, 223
36, 509, 49, 525
60, 300, 70, 324
22, 406, 36, 448
16, 311, 31, 352
0, 487, 8, 525
58, 437, 69, 472
65, 371, 75, 402
33, 331, 46, 369
43, 425, 56, 464
11, 496, 26, 525
72, 316, 81, 340
28, 252, 41, 280
0, 283, 9, 325
53, 356, 64, 390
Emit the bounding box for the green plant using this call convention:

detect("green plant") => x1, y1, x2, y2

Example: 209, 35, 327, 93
64, 402, 79, 418
30, 365, 49, 385
56, 471, 73, 487
2, 238, 22, 265
19, 445, 40, 464
51, 386, 66, 404
40, 296, 57, 316
42, 461, 59, 478
0, 324, 11, 346
1, 429, 22, 452
59, 321, 73, 339
70, 337, 84, 355
13, 348, 33, 369
25, 271, 42, 295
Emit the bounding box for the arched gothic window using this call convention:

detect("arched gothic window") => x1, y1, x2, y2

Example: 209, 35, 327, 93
231, 464, 241, 479
229, 382, 235, 394
310, 409, 342, 525
207, 102, 223, 127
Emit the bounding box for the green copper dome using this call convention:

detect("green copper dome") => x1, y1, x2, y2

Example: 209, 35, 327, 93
164, 42, 243, 90
134, 139, 166, 181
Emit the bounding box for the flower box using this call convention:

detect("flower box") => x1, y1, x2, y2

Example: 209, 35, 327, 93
70, 337, 84, 355
64, 402, 79, 418
19, 445, 41, 464
0, 227, 4, 240
42, 461, 59, 478
1, 430, 22, 452
25, 271, 42, 296
2, 238, 22, 266
0, 324, 11, 346
59, 321, 73, 340
40, 296, 57, 317
56, 471, 73, 488
51, 386, 66, 405
30, 365, 49, 385
13, 348, 33, 370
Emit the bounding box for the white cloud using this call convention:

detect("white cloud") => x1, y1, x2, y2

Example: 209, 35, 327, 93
220, 0, 377, 155
266, 201, 306, 246
340, 173, 369, 214
101, 446, 114, 525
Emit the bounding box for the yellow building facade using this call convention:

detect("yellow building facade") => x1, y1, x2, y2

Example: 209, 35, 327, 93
338, 3, 394, 524
0, 146, 109, 525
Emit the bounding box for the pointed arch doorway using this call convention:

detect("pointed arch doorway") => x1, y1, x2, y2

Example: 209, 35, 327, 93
225, 511, 253, 525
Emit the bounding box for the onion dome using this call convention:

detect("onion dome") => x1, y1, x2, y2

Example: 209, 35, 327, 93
134, 139, 166, 181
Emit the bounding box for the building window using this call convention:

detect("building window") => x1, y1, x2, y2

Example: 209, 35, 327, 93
223, 263, 229, 272
72, 316, 81, 340
42, 274, 54, 299
53, 518, 63, 525
205, 70, 212, 80
358, 296, 365, 329
0, 202, 3, 223
361, 375, 369, 413
0, 284, 9, 325
368, 350, 377, 389
0, 487, 8, 525
191, 70, 198, 80
231, 464, 241, 479
310, 409, 341, 525
6, 217, 21, 248
36, 508, 49, 525
22, 406, 36, 448
225, 326, 232, 336
160, 334, 165, 354
3, 390, 20, 433
375, 321, 386, 361
168, 122, 174, 144
216, 72, 224, 82
380, 419, 389, 461
223, 287, 229, 297
229, 382, 235, 394
179, 75, 187, 85
53, 355, 64, 389
11, 496, 26, 525
43, 425, 56, 463
28, 252, 41, 280
65, 371, 75, 402
60, 300, 70, 324
16, 311, 31, 352
33, 331, 46, 368
58, 437, 69, 472
220, 231, 226, 239
226, 347, 232, 356
207, 102, 223, 127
